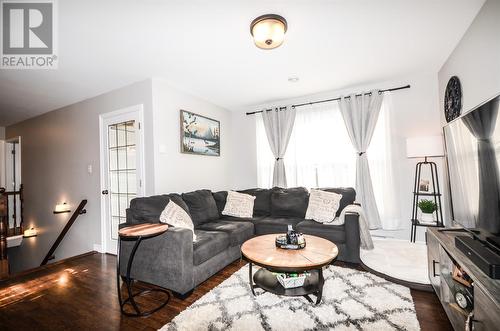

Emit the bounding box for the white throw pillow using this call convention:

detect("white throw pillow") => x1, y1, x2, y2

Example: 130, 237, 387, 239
305, 189, 343, 223
159, 200, 197, 241
222, 191, 256, 218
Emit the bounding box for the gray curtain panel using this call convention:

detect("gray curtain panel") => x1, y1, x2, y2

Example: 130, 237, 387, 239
462, 98, 500, 234
262, 106, 296, 188
339, 90, 384, 229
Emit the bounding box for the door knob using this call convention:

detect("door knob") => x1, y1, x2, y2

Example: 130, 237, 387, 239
102, 190, 109, 195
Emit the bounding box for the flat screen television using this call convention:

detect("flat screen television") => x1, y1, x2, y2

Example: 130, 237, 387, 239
444, 93, 500, 235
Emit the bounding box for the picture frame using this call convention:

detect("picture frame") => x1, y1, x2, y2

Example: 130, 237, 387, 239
180, 110, 220, 156
419, 179, 430, 192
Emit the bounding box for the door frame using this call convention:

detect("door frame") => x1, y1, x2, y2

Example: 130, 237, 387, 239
99, 104, 146, 254
4, 136, 22, 191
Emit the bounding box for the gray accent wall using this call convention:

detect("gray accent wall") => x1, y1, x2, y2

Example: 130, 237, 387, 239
6, 79, 155, 273
439, 0, 500, 123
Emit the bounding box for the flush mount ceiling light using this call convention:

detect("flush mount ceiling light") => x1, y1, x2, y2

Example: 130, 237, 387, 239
250, 14, 287, 50
288, 76, 299, 83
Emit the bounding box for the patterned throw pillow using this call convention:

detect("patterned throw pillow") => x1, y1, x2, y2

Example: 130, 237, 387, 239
222, 191, 256, 218
305, 189, 343, 223
159, 200, 197, 241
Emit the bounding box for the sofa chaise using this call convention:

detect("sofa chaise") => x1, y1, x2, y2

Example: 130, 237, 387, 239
119, 187, 361, 296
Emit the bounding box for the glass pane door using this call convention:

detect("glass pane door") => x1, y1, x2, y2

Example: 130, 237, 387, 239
108, 120, 137, 241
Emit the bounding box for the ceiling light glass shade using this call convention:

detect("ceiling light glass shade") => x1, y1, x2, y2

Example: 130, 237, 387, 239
250, 14, 287, 49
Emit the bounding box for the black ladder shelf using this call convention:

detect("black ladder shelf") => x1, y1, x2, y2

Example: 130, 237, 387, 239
410, 158, 444, 242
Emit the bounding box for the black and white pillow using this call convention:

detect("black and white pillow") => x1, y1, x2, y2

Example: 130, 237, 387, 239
305, 189, 343, 223
222, 191, 256, 218
160, 200, 196, 241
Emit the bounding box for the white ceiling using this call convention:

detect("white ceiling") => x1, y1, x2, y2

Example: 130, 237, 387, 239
0, 0, 485, 126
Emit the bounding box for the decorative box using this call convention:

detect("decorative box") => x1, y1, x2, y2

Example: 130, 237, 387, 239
276, 273, 307, 289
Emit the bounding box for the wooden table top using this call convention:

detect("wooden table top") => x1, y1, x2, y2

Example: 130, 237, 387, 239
241, 234, 338, 271
118, 223, 168, 238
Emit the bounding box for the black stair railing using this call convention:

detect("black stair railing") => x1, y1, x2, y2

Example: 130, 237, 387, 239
41, 199, 87, 266
0, 189, 8, 279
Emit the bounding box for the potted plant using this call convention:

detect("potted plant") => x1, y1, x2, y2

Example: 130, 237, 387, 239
418, 199, 437, 223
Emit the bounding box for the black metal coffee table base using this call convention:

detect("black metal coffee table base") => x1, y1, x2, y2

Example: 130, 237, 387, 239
248, 262, 324, 305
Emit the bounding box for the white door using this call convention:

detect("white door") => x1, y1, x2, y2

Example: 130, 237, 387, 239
100, 105, 145, 254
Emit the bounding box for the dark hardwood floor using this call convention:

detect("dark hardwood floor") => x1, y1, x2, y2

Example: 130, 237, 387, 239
0, 253, 452, 331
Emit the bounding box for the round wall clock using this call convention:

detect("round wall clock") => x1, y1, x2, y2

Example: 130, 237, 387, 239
454, 289, 473, 310
444, 76, 462, 122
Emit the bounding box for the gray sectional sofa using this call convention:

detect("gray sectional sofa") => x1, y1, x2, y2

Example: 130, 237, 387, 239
119, 187, 361, 296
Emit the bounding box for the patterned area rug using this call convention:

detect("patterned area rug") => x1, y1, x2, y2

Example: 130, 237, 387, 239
160, 265, 420, 331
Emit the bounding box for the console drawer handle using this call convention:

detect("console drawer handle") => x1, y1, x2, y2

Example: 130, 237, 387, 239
432, 260, 439, 277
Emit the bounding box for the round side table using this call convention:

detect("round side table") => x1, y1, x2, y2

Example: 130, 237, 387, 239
117, 223, 169, 317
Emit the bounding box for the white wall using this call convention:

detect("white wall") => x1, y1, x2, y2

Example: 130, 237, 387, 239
247, 72, 445, 241
438, 0, 499, 122
151, 78, 253, 193
6, 79, 154, 273
230, 111, 258, 190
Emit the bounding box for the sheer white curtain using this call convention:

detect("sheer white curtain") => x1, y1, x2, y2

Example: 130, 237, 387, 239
339, 91, 384, 229
368, 94, 401, 230
261, 106, 296, 187
257, 102, 355, 188
256, 94, 402, 229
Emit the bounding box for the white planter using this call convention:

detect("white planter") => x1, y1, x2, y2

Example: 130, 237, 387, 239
420, 212, 435, 224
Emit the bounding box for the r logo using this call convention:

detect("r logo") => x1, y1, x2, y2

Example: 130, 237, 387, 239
2, 2, 53, 54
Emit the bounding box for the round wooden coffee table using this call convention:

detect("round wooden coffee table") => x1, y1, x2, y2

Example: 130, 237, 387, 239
241, 234, 338, 305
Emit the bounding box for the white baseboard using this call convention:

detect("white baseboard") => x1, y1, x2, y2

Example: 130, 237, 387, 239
93, 244, 103, 253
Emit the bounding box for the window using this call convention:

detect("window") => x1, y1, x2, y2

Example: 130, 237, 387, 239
256, 94, 400, 229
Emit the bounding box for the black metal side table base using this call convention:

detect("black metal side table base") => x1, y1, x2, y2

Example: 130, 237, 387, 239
117, 234, 170, 317
119, 283, 171, 317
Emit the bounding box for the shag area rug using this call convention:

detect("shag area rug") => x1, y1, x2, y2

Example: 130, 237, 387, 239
160, 265, 420, 331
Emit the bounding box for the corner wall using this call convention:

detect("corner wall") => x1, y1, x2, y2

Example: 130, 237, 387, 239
438, 0, 499, 122
151, 78, 256, 193
6, 79, 154, 273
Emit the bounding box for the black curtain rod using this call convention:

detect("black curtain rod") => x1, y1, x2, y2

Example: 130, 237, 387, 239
245, 84, 410, 115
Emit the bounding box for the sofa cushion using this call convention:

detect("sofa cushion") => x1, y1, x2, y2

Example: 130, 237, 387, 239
296, 220, 346, 243
212, 191, 228, 217
221, 215, 266, 223
222, 191, 255, 218
159, 200, 196, 241
270, 187, 309, 218
253, 217, 304, 235
305, 189, 343, 223
196, 220, 254, 246
182, 190, 219, 226
129, 194, 190, 223
318, 187, 356, 217
237, 188, 273, 216
193, 230, 230, 265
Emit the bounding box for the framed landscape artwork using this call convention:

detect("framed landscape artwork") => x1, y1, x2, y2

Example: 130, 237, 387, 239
180, 110, 220, 156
